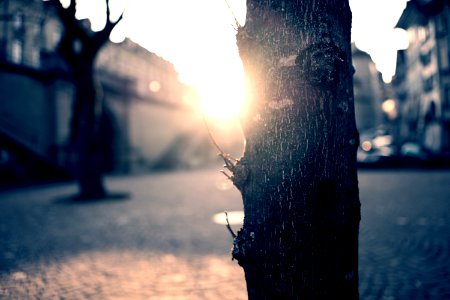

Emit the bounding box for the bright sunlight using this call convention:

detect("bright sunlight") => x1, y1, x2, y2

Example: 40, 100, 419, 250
64, 0, 409, 120
197, 62, 246, 121
70, 0, 248, 122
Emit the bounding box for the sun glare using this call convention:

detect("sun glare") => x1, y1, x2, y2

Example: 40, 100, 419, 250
70, 0, 410, 120
198, 71, 246, 122
110, 0, 248, 124
71, 0, 248, 123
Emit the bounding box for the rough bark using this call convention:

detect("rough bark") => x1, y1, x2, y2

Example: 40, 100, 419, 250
227, 1, 360, 298
48, 0, 122, 199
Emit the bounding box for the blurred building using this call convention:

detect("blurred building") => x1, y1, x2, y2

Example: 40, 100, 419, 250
352, 44, 385, 132
0, 0, 216, 185
394, 0, 450, 154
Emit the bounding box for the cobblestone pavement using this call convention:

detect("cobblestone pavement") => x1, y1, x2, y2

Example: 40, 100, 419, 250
357, 170, 450, 299
0, 169, 449, 299
0, 252, 246, 299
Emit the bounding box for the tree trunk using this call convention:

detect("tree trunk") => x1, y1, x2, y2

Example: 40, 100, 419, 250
71, 61, 106, 199
47, 0, 123, 200
229, 1, 360, 298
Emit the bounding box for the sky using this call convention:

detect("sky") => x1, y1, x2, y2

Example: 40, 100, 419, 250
349, 0, 409, 82
71, 0, 410, 119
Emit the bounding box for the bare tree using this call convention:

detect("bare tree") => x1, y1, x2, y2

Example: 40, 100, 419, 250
47, 0, 123, 199
223, 0, 360, 298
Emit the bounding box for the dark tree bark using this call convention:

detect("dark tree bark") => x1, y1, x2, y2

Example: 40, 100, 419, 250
225, 0, 360, 298
48, 0, 122, 199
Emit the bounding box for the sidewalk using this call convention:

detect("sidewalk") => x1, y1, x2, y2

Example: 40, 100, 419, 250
1, 252, 246, 299
1, 168, 449, 299
0, 169, 247, 299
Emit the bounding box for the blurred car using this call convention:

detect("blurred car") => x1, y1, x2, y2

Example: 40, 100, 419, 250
400, 142, 428, 160
398, 142, 436, 167
357, 134, 398, 167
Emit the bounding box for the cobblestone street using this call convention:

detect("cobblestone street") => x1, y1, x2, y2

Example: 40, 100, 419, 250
0, 169, 449, 299
1, 252, 246, 299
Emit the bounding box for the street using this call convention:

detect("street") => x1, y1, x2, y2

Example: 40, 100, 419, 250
0, 168, 449, 299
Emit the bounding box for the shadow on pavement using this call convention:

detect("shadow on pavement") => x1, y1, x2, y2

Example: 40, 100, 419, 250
53, 192, 131, 205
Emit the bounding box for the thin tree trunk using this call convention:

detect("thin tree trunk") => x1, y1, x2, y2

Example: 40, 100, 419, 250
71, 65, 106, 199
228, 1, 360, 298
47, 0, 122, 200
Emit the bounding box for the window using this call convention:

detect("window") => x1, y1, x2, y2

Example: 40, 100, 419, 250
10, 11, 24, 64
418, 27, 426, 42
29, 24, 41, 67
419, 25, 432, 44
438, 42, 449, 72
436, 13, 448, 38
420, 50, 432, 66
11, 40, 23, 64
424, 25, 432, 41
12, 12, 24, 30
423, 75, 434, 93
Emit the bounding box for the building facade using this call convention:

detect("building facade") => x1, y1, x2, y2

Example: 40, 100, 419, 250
0, 0, 214, 184
395, 0, 450, 154
352, 44, 385, 132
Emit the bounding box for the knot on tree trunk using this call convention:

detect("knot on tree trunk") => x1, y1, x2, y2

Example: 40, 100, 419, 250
231, 158, 249, 191
295, 42, 345, 89
232, 226, 256, 266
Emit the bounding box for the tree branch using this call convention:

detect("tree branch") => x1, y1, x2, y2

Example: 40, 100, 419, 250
104, 0, 124, 31
93, 0, 123, 48
106, 0, 111, 22
67, 0, 76, 19
47, 0, 88, 40
105, 8, 123, 33
48, 0, 75, 25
